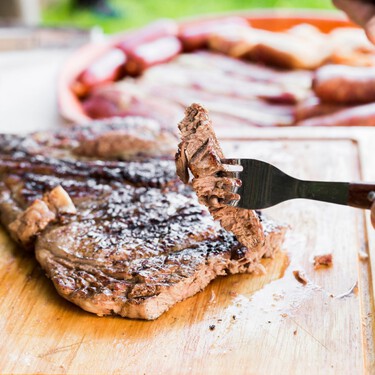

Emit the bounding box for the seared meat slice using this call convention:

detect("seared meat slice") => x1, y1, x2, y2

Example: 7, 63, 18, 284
176, 103, 265, 251
0, 116, 177, 161
0, 117, 285, 320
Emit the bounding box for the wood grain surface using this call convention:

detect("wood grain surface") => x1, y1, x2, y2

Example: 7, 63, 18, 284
1, 137, 373, 375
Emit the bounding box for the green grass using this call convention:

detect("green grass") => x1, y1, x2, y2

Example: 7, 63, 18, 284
42, 0, 335, 34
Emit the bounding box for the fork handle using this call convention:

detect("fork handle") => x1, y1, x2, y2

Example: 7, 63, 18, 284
297, 181, 375, 209
348, 183, 375, 209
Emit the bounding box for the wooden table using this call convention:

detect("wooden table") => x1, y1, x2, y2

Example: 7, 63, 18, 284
0, 47, 375, 374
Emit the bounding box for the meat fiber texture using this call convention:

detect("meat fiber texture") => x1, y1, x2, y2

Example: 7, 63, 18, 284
0, 117, 285, 320
176, 103, 267, 250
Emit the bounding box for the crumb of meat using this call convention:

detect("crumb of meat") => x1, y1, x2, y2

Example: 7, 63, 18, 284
232, 315, 236, 320
175, 103, 265, 251
293, 270, 308, 285
43, 185, 76, 215
293, 330, 297, 336
209, 325, 216, 331
8, 185, 76, 246
313, 254, 333, 269
9, 200, 55, 245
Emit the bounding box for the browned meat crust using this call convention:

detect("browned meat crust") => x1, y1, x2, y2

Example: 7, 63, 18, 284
8, 185, 76, 247
0, 117, 285, 320
296, 102, 375, 127
0, 116, 177, 161
313, 254, 333, 269
293, 270, 308, 285
293, 96, 349, 122
313, 65, 375, 104
73, 116, 177, 159
208, 24, 331, 70
175, 103, 265, 251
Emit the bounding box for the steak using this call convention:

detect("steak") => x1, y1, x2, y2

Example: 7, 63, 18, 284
0, 117, 286, 320
176, 103, 265, 251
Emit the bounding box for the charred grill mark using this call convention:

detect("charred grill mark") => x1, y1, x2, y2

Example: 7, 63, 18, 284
0, 122, 285, 320
0, 117, 175, 158
0, 135, 38, 154
191, 138, 209, 161
0, 154, 178, 189
51, 227, 242, 286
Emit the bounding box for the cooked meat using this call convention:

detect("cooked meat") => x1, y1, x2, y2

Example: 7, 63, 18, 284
0, 116, 177, 161
71, 19, 375, 129
0, 117, 286, 320
329, 27, 375, 66
124, 36, 182, 76
294, 96, 349, 122
138, 79, 295, 127
175, 103, 265, 252
82, 82, 183, 130
296, 102, 375, 127
8, 185, 76, 247
82, 52, 311, 127
116, 19, 178, 55
313, 254, 333, 269
141, 59, 305, 104
293, 270, 308, 285
73, 116, 178, 159
184, 52, 313, 89
313, 65, 375, 104
208, 24, 331, 70
178, 17, 249, 52
72, 48, 126, 97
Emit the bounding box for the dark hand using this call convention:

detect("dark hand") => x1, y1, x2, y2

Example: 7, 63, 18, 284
333, 0, 375, 44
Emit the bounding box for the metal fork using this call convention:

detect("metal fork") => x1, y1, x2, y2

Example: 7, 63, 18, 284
221, 158, 375, 210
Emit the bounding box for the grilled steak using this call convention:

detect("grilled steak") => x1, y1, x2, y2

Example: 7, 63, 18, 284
176, 103, 265, 251
0, 117, 286, 320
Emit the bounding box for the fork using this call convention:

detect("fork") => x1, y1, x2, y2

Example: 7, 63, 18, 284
220, 158, 375, 210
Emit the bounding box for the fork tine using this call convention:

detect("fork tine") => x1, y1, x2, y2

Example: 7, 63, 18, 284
219, 158, 361, 210
221, 159, 243, 177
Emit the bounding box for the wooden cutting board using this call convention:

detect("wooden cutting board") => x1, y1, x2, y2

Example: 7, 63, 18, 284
1, 135, 374, 375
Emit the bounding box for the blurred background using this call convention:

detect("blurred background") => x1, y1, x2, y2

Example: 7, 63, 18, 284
0, 0, 336, 134
2, 0, 333, 33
